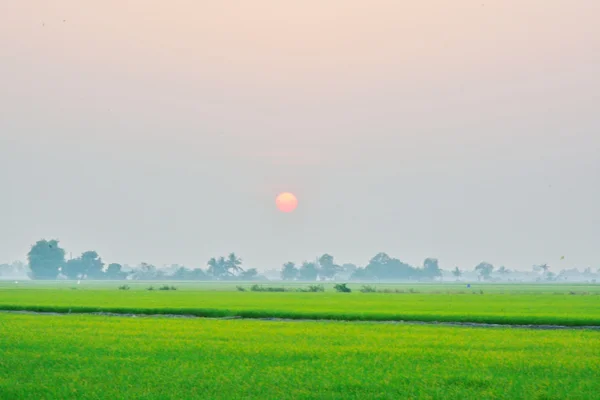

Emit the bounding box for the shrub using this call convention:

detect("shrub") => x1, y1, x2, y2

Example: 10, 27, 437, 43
296, 284, 325, 293
334, 283, 351, 293
158, 285, 177, 291
250, 284, 286, 292
147, 286, 155, 291
236, 286, 246, 292
118, 285, 130, 291
360, 285, 377, 293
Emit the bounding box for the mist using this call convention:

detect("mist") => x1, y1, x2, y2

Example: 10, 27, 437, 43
1, 1, 599, 270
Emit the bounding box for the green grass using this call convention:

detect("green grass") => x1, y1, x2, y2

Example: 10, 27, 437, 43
0, 313, 599, 399
0, 282, 599, 326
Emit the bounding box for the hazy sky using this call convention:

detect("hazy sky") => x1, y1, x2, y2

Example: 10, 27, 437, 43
1, 1, 599, 271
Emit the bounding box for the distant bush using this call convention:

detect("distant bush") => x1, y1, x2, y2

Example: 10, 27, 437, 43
147, 286, 155, 291
360, 285, 377, 293
118, 285, 130, 291
159, 285, 177, 291
379, 288, 405, 294
334, 283, 351, 293
307, 284, 325, 292
296, 284, 325, 293
236, 286, 246, 292
250, 284, 286, 292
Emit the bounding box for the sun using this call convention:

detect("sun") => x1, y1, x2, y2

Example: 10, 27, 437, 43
276, 192, 298, 213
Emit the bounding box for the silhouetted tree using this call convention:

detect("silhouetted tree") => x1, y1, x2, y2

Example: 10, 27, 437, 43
27, 239, 65, 279
452, 267, 462, 280
422, 258, 442, 280
225, 253, 243, 275
365, 252, 416, 280
207, 257, 227, 279
298, 261, 319, 281
239, 268, 258, 280
318, 254, 340, 280
63, 251, 104, 279
475, 262, 494, 281
281, 262, 299, 280
105, 263, 127, 280
131, 262, 161, 280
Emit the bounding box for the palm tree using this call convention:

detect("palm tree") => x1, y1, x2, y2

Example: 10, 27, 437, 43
225, 253, 243, 276
207, 257, 227, 279
452, 267, 462, 281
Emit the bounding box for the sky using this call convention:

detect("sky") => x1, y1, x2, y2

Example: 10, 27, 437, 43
1, 1, 599, 271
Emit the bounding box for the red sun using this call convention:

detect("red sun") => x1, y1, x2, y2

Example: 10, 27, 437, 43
276, 192, 298, 213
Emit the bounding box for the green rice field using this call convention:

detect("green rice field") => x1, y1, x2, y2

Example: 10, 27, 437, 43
1, 282, 599, 399
0, 282, 599, 326
1, 313, 599, 399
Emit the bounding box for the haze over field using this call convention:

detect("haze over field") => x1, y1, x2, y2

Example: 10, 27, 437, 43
1, 1, 599, 270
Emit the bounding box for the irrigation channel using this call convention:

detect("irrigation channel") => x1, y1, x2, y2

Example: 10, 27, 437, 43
2, 309, 600, 331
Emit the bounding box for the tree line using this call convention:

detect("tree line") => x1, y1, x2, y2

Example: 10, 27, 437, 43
6, 239, 597, 282
24, 239, 257, 281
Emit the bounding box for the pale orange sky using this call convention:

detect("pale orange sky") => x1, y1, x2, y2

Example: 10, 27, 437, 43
1, 1, 599, 270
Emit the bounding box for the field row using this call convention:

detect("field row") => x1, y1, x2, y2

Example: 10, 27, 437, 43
1, 285, 599, 326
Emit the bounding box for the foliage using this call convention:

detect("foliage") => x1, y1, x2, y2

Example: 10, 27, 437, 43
296, 284, 325, 293
239, 268, 259, 281
364, 252, 416, 280
318, 254, 340, 279
452, 267, 462, 279
422, 258, 442, 279
250, 285, 286, 292
298, 261, 318, 281
63, 251, 104, 280
132, 263, 163, 280
158, 285, 177, 291
360, 285, 377, 293
475, 262, 494, 280
333, 283, 351, 293
106, 263, 128, 280
27, 239, 65, 279
207, 253, 243, 279
281, 262, 298, 281
118, 285, 130, 290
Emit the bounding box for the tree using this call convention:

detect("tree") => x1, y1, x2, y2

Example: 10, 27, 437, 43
190, 268, 207, 280
318, 254, 340, 280
239, 268, 258, 280
131, 263, 160, 280
208, 254, 243, 279
475, 262, 494, 281
350, 267, 369, 281
27, 239, 65, 279
207, 257, 227, 279
452, 267, 462, 280
422, 258, 442, 280
105, 263, 127, 280
497, 266, 509, 275
365, 252, 416, 280
225, 253, 243, 276
298, 261, 319, 281
63, 251, 104, 279
281, 262, 299, 280
0, 261, 29, 279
